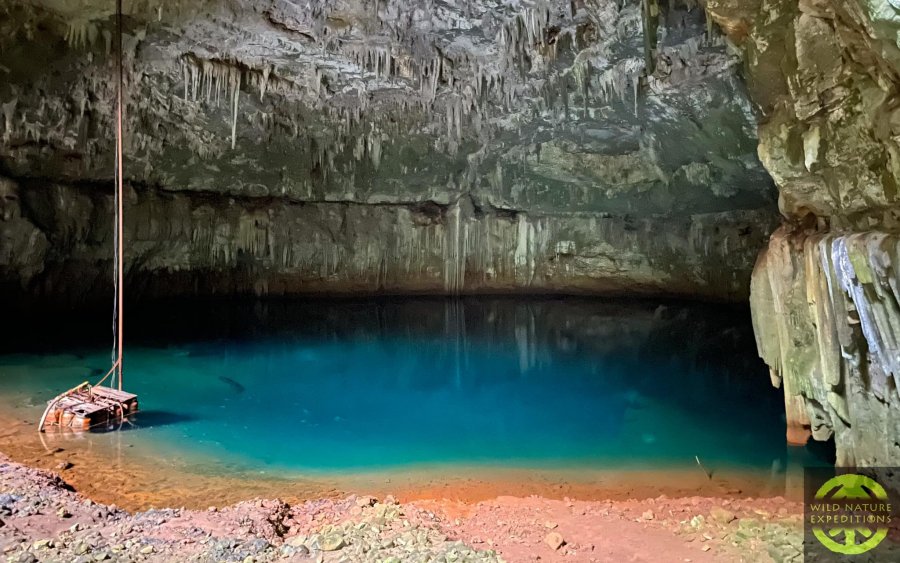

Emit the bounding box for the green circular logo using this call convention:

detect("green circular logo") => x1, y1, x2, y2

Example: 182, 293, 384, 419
811, 474, 890, 555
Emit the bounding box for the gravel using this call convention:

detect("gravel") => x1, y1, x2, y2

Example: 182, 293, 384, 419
0, 455, 503, 563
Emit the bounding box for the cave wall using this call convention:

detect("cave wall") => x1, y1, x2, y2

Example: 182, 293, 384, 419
706, 0, 900, 465
0, 0, 777, 304
1, 176, 770, 304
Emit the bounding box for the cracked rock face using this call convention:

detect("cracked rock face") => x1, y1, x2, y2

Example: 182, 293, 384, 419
0, 0, 776, 303
716, 0, 900, 465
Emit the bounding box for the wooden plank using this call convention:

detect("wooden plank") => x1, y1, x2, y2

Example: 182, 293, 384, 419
91, 386, 137, 402
56, 400, 107, 415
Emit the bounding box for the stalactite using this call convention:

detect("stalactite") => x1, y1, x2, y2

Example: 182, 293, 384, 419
64, 19, 99, 50
178, 55, 305, 151
259, 65, 271, 101
752, 230, 900, 464
594, 58, 644, 106
641, 0, 660, 76
443, 199, 469, 294
1, 98, 16, 142
231, 69, 240, 150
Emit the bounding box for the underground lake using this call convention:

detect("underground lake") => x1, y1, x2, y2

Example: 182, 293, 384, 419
0, 297, 832, 510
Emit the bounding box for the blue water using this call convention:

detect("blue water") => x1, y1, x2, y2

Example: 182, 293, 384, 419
0, 298, 827, 476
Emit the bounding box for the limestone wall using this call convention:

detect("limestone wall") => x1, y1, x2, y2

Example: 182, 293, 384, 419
708, 0, 900, 463
751, 228, 900, 465
1, 177, 772, 305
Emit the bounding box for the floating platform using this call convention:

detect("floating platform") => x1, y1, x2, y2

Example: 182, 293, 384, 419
39, 383, 138, 432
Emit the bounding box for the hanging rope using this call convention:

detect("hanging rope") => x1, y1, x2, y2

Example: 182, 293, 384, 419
103, 0, 125, 391
116, 0, 125, 391
114, 0, 125, 391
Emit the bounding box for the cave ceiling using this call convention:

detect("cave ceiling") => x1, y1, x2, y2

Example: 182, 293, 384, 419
0, 0, 776, 217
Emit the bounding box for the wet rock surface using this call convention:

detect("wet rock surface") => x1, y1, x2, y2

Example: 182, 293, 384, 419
724, 0, 900, 465
751, 228, 900, 466
0, 454, 803, 562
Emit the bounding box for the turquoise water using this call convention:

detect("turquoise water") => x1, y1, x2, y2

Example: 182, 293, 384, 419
0, 298, 829, 475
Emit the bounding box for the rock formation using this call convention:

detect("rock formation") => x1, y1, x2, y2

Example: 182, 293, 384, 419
0, 0, 776, 303
705, 0, 900, 465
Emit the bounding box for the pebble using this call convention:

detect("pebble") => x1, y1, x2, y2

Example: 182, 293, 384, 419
320, 533, 345, 551
279, 545, 297, 557
32, 539, 51, 550
710, 507, 736, 524
642, 510, 655, 520
287, 535, 308, 548
544, 532, 565, 551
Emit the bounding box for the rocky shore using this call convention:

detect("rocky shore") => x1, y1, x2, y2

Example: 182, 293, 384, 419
0, 454, 805, 562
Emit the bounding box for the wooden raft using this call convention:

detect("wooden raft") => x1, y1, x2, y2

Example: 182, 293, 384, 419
39, 383, 138, 432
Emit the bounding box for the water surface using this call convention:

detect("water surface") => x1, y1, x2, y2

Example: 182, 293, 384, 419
0, 298, 828, 483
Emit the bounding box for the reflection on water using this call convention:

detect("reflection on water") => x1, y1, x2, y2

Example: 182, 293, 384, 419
1, 297, 832, 477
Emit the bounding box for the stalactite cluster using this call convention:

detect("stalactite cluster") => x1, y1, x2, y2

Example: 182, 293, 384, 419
752, 229, 900, 466
0, 1, 775, 309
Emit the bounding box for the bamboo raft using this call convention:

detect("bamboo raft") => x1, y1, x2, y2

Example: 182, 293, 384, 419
39, 382, 138, 432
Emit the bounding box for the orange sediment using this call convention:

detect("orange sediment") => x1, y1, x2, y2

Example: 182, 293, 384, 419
0, 401, 802, 513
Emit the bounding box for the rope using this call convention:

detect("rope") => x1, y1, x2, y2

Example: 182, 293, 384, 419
112, 0, 125, 391
102, 0, 126, 391
93, 361, 120, 388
